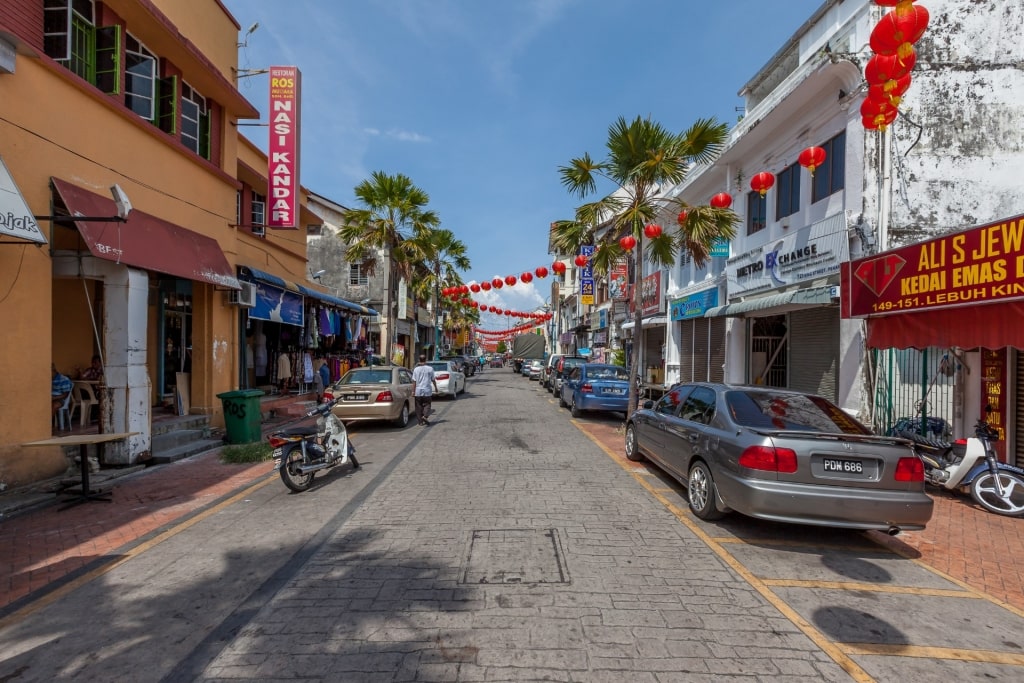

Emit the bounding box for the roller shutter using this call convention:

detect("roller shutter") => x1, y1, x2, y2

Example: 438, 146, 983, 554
788, 307, 839, 401
1016, 351, 1024, 468
709, 317, 726, 383
692, 318, 710, 381
678, 320, 694, 383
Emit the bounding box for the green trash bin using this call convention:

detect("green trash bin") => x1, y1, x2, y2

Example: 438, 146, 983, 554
217, 388, 265, 444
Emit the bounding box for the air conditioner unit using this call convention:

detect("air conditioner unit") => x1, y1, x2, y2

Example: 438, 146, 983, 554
229, 281, 256, 307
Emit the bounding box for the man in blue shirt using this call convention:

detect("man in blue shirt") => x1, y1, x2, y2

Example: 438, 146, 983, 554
411, 355, 438, 426
51, 363, 72, 418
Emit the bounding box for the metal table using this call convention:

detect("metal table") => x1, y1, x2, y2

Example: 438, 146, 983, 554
23, 432, 137, 509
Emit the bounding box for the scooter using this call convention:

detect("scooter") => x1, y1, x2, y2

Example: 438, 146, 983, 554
267, 397, 359, 492
897, 417, 1024, 517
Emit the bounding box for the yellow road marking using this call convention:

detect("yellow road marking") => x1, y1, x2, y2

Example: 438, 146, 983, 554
575, 422, 875, 682
841, 643, 1024, 666
761, 579, 976, 599
0, 474, 277, 630
711, 536, 888, 552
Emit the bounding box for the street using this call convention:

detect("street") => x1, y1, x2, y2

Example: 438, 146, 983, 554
2, 370, 1024, 682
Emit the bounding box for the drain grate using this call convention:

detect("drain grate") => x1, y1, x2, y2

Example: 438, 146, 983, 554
460, 528, 570, 585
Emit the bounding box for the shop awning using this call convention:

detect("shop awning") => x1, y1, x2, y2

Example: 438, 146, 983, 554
52, 178, 239, 289
866, 301, 1024, 349
621, 315, 668, 330
239, 266, 377, 316
704, 286, 835, 318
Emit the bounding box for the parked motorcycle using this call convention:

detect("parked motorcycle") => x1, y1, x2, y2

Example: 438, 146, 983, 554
268, 397, 359, 492
896, 417, 1024, 517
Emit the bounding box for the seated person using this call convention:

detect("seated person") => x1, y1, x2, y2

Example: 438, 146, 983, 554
77, 355, 104, 382
51, 363, 72, 416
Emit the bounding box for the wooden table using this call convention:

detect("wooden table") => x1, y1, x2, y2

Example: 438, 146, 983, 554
23, 432, 137, 509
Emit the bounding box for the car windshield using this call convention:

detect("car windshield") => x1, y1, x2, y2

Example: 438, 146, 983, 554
339, 369, 392, 385
725, 390, 871, 434
588, 366, 628, 380
427, 362, 449, 372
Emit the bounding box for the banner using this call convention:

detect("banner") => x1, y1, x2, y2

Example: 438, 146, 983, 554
248, 281, 303, 327
580, 245, 595, 305
842, 213, 1024, 318
610, 260, 628, 300
267, 66, 301, 229
670, 288, 718, 320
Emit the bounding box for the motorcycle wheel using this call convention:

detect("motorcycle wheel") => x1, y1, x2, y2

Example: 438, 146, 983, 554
970, 471, 1024, 516
280, 450, 315, 492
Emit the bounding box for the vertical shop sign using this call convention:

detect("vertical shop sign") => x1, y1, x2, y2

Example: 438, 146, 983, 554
268, 66, 301, 229
580, 245, 595, 305
610, 260, 629, 300
981, 348, 1007, 462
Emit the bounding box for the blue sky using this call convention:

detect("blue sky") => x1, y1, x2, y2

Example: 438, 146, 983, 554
222, 0, 822, 327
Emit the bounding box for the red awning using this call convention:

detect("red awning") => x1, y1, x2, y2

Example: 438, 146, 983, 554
866, 301, 1024, 349
51, 178, 239, 289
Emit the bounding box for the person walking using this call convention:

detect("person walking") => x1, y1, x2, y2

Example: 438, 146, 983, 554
411, 355, 438, 426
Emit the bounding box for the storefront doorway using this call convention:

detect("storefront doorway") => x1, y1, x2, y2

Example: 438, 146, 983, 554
749, 315, 787, 388
158, 281, 192, 410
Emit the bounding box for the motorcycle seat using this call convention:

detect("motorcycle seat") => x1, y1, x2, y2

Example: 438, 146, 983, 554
279, 426, 318, 437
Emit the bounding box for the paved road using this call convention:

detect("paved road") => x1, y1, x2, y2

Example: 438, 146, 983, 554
1, 370, 1023, 681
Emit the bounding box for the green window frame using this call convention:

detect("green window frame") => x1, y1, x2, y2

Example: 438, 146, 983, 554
94, 25, 121, 94
157, 75, 178, 134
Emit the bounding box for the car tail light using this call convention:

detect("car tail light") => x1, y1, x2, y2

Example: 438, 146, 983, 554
268, 435, 290, 448
894, 456, 924, 482
739, 445, 798, 473
436, 373, 450, 380
581, 383, 593, 393
376, 390, 394, 403
954, 439, 968, 445
323, 391, 334, 401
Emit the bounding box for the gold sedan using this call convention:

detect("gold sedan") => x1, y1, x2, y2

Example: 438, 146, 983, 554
325, 365, 416, 428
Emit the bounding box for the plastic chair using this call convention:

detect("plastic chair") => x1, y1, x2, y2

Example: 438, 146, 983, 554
73, 382, 100, 427
54, 392, 72, 431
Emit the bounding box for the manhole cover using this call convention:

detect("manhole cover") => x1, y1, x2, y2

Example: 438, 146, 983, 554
460, 528, 570, 585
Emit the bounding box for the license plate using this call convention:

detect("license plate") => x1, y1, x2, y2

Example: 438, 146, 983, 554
823, 458, 863, 474
344, 394, 369, 401
272, 448, 283, 469
604, 388, 625, 395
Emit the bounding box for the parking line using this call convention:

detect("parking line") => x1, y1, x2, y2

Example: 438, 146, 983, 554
840, 643, 1024, 667
761, 578, 976, 599
712, 536, 887, 552
575, 422, 875, 683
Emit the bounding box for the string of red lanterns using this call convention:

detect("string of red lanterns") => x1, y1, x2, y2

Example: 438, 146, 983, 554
862, 0, 930, 132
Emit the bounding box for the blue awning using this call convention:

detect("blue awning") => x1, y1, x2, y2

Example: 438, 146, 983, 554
239, 266, 377, 316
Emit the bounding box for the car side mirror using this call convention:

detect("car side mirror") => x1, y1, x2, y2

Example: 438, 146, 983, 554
643, 400, 655, 410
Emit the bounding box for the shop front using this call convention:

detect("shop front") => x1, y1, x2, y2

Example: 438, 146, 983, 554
589, 308, 609, 363
841, 213, 1024, 465
669, 285, 725, 385
238, 267, 378, 394
622, 271, 667, 385
705, 213, 853, 406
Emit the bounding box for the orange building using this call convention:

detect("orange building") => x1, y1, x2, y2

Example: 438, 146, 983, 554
0, 1, 362, 486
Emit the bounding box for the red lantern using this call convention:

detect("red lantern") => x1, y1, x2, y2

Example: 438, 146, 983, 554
870, 5, 929, 61
750, 172, 776, 197
710, 192, 732, 209
470, 283, 480, 293
461, 298, 470, 306
460, 285, 469, 294
644, 224, 663, 239
860, 95, 897, 118
552, 261, 566, 275
798, 146, 827, 176
619, 235, 636, 251
505, 275, 517, 286
492, 278, 503, 289
574, 254, 588, 267
503, 309, 510, 316
521, 272, 533, 283
865, 52, 916, 87
481, 281, 491, 291
535, 266, 548, 278
677, 210, 688, 225
863, 109, 899, 131
868, 73, 912, 107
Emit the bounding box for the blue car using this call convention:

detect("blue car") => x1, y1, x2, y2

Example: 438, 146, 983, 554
559, 363, 630, 417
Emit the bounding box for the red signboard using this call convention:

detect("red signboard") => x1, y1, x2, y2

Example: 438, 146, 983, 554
267, 66, 301, 229
842, 214, 1024, 318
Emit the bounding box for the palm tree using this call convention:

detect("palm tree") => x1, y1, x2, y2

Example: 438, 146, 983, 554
338, 172, 439, 363
554, 115, 738, 417
409, 228, 471, 359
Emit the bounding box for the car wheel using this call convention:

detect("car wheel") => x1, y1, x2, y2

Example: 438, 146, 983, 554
688, 461, 726, 520
624, 424, 643, 461
393, 402, 410, 428
570, 397, 581, 418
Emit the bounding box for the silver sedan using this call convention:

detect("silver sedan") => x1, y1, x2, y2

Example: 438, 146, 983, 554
624, 383, 933, 533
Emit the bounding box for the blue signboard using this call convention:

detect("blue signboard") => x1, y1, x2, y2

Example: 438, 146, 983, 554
670, 288, 719, 321
580, 245, 595, 304
249, 280, 304, 326
710, 238, 730, 258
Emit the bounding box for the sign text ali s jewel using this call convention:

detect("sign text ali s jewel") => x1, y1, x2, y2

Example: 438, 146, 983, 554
267, 66, 301, 229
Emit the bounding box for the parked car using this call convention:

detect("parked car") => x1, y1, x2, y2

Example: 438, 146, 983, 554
526, 359, 545, 380
427, 360, 465, 399
547, 355, 587, 394
559, 364, 630, 416
326, 365, 415, 428
441, 355, 475, 377
624, 383, 934, 532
